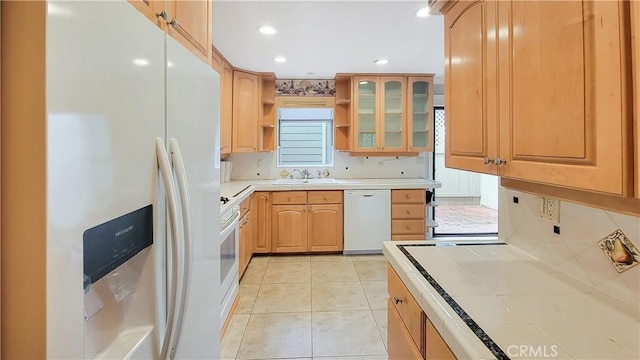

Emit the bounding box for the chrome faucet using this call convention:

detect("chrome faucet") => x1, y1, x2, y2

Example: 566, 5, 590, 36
293, 168, 312, 179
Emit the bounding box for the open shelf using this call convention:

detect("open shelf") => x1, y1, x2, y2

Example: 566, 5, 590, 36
262, 99, 275, 105
336, 99, 351, 105
335, 124, 351, 128
260, 124, 275, 128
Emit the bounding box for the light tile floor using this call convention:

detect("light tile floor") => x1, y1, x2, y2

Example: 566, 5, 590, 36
221, 254, 389, 360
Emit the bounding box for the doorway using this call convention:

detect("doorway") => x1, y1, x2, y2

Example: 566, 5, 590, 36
432, 107, 498, 235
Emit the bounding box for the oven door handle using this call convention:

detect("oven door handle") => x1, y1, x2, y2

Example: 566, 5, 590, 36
220, 211, 240, 238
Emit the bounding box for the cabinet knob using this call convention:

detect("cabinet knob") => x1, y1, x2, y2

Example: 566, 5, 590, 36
483, 156, 494, 165
406, 209, 411, 214
323, 196, 327, 201
406, 225, 411, 230
393, 296, 403, 304
156, 9, 168, 20
495, 158, 507, 166
406, 194, 411, 199
168, 18, 178, 27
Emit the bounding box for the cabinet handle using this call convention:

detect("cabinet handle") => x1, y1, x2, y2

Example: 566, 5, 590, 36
406, 194, 411, 199
323, 196, 327, 201
393, 296, 403, 304
406, 210, 411, 214
483, 156, 494, 165
168, 18, 178, 27
156, 9, 168, 20
495, 158, 507, 166
406, 225, 411, 230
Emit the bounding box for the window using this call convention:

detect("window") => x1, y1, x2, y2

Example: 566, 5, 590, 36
277, 108, 333, 167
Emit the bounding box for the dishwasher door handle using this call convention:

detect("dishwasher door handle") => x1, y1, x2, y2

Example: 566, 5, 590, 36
362, 194, 374, 197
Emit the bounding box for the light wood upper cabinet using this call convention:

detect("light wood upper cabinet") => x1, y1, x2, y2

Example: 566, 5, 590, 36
233, 71, 259, 152
308, 204, 343, 252
165, 0, 211, 62
444, 0, 498, 175
442, 0, 633, 196
127, 0, 167, 30
353, 76, 380, 152
129, 0, 211, 62
381, 77, 407, 152
407, 77, 434, 152
220, 61, 233, 155
271, 205, 307, 253
497, 0, 632, 196
252, 192, 271, 253
630, 0, 640, 200
352, 76, 408, 152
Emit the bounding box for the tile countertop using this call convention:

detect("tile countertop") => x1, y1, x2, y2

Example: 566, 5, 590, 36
220, 178, 441, 213
383, 241, 640, 360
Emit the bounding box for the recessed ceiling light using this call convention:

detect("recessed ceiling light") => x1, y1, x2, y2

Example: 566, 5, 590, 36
374, 59, 389, 65
274, 56, 287, 63
259, 26, 276, 35
133, 58, 149, 66
415, 7, 430, 17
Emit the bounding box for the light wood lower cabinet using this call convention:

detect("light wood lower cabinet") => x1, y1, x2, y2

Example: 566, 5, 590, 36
387, 263, 458, 360
270, 191, 344, 253
426, 318, 456, 360
251, 192, 271, 253
391, 189, 426, 240
388, 299, 423, 360
308, 204, 343, 252
271, 205, 308, 253
239, 210, 252, 276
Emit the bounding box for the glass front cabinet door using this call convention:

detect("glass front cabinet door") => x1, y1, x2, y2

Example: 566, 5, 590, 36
381, 77, 407, 152
407, 76, 434, 152
353, 76, 379, 151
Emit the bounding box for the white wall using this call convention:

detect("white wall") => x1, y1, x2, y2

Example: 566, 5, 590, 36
499, 187, 640, 310
479, 174, 499, 209
227, 151, 431, 180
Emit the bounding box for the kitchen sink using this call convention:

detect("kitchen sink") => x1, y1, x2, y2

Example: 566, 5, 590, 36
274, 178, 338, 184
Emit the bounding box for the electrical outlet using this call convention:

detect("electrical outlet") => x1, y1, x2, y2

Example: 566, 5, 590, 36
537, 197, 546, 217
546, 198, 560, 223
377, 161, 384, 167
416, 156, 424, 164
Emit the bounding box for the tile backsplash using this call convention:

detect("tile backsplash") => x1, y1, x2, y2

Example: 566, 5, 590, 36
226, 151, 430, 180
499, 187, 640, 310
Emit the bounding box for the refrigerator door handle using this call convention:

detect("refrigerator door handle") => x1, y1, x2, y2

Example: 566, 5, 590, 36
156, 138, 182, 360
168, 138, 192, 356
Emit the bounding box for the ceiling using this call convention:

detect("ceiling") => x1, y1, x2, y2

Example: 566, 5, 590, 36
211, 1, 445, 82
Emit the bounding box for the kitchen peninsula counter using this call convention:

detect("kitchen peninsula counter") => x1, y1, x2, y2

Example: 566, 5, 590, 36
383, 241, 640, 359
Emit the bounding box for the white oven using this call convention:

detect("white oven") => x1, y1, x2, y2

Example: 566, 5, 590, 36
219, 204, 239, 325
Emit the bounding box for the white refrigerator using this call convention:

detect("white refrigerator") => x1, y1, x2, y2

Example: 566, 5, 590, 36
45, 1, 220, 358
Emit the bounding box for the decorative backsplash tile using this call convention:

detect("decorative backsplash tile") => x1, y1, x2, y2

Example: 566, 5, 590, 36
500, 188, 640, 310
597, 229, 639, 273
275, 79, 335, 96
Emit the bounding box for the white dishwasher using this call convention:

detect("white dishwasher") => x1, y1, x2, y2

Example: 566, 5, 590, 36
343, 189, 391, 254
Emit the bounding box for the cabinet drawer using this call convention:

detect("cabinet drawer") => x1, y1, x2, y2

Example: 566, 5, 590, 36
240, 197, 251, 217
392, 220, 425, 235
392, 204, 425, 219
392, 189, 426, 204
271, 191, 307, 204
388, 264, 424, 354
307, 191, 343, 204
